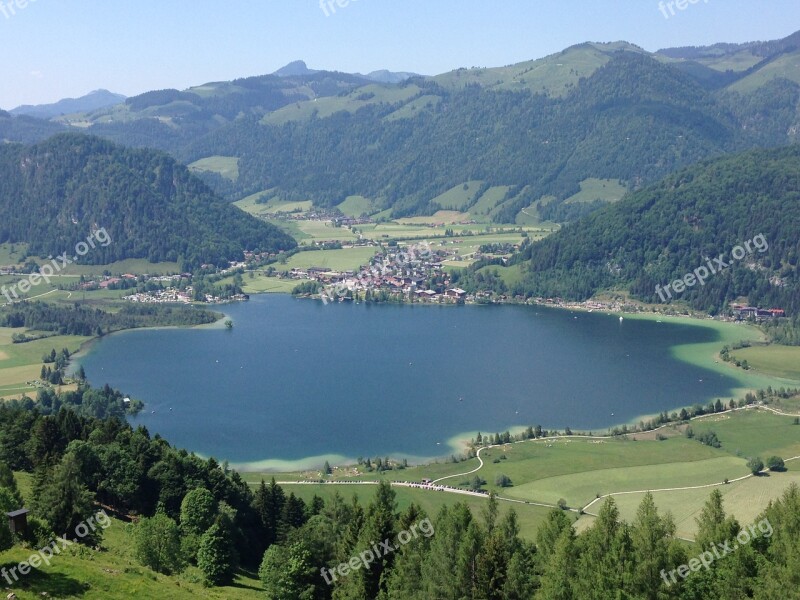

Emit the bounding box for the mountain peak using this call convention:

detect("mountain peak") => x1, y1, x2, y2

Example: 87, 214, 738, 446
273, 60, 318, 77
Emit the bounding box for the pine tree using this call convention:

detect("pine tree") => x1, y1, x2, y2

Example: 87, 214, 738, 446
537, 527, 577, 600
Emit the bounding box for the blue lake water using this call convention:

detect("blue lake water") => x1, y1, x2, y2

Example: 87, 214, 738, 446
77, 294, 738, 469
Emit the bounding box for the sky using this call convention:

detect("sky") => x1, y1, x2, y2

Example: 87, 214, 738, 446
2, 0, 800, 109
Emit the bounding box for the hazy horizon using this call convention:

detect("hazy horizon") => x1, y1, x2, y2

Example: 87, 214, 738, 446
2, 0, 800, 110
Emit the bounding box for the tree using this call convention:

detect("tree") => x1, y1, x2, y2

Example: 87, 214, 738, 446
0, 487, 18, 551
0, 461, 24, 508
259, 542, 316, 600
181, 488, 218, 536
197, 521, 236, 587
33, 453, 100, 545
747, 456, 765, 475
766, 456, 786, 471
495, 473, 512, 488
133, 512, 184, 575
628, 492, 678, 600
537, 527, 577, 600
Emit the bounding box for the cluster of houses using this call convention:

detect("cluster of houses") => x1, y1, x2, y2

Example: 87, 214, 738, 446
127, 287, 194, 304
289, 246, 472, 303
730, 304, 785, 320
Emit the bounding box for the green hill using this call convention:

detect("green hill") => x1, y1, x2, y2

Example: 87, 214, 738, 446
0, 134, 296, 268
491, 145, 800, 315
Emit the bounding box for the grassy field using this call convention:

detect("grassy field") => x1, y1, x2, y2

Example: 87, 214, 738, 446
188, 156, 240, 181
564, 178, 627, 204
394, 211, 472, 226
512, 456, 748, 508
469, 186, 513, 218
295, 221, 358, 243
732, 345, 800, 380
728, 48, 800, 94
239, 274, 299, 294
582, 465, 800, 539
0, 515, 262, 600
234, 194, 313, 218
337, 196, 375, 217
431, 181, 484, 211
277, 248, 378, 272
690, 409, 800, 459
262, 84, 421, 126
0, 243, 27, 266
0, 329, 90, 398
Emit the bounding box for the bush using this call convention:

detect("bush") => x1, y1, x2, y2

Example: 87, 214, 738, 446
132, 513, 184, 575
495, 473, 512, 488
747, 456, 765, 475
766, 456, 786, 471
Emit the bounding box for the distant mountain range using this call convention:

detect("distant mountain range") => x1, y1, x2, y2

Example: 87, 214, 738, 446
1, 31, 799, 223
10, 89, 126, 119
272, 60, 419, 83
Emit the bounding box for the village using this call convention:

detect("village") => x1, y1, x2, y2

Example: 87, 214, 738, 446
286, 243, 473, 304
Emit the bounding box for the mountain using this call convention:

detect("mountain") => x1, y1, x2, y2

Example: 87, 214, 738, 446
4, 31, 800, 224
487, 145, 800, 315
10, 89, 125, 119
272, 60, 419, 83
272, 60, 319, 77
362, 69, 420, 84
0, 134, 296, 267
0, 110, 66, 144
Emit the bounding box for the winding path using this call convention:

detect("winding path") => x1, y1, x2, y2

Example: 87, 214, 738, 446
253, 405, 800, 520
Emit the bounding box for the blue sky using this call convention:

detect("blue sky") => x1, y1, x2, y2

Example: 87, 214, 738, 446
2, 0, 799, 109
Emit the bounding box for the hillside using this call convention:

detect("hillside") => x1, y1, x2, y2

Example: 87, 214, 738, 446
3, 31, 800, 224
0, 134, 296, 268
185, 50, 795, 219
489, 145, 800, 315
10, 90, 126, 119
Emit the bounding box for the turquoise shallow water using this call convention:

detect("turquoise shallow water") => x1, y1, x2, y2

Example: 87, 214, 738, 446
78, 295, 736, 467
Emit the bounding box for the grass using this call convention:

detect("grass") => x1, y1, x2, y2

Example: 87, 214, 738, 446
0, 515, 264, 599
278, 248, 378, 273
394, 211, 472, 226
430, 182, 484, 211
239, 274, 299, 294
234, 194, 313, 218
188, 156, 240, 181
731, 345, 800, 380
432, 44, 614, 97
295, 221, 358, 243
728, 48, 800, 94
262, 84, 421, 126
0, 243, 28, 266
690, 409, 800, 460
564, 178, 627, 204
0, 330, 90, 398
337, 196, 375, 218
469, 186, 513, 217
590, 465, 800, 539
512, 456, 748, 508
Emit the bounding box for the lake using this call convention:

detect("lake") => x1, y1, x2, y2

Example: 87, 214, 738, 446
77, 295, 738, 469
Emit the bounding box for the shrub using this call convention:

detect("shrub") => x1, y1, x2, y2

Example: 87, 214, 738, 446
747, 456, 764, 475
766, 456, 786, 472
